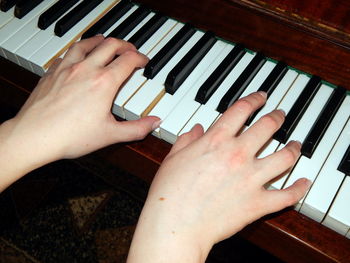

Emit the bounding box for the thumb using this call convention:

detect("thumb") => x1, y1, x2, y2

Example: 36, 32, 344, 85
111, 116, 161, 143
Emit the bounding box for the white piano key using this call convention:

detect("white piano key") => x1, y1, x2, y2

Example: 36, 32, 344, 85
300, 109, 350, 222
148, 41, 230, 137
2, 0, 58, 64
112, 19, 179, 118
0, 0, 57, 58
28, 0, 119, 76
160, 52, 257, 143
15, 0, 84, 71
123, 30, 204, 121
323, 176, 350, 235
102, 5, 138, 36
179, 57, 275, 136
248, 69, 299, 127
0, 7, 15, 28
270, 84, 334, 190
284, 94, 350, 211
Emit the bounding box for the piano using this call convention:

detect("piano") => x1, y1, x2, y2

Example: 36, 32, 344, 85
0, 0, 350, 262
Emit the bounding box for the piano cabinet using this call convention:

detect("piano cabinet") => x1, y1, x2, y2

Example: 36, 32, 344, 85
1, 0, 350, 262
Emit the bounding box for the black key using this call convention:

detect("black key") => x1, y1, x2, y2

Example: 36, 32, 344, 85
216, 52, 266, 113
301, 87, 347, 158
81, 0, 133, 39
273, 75, 322, 144
128, 12, 167, 49
107, 5, 150, 40
0, 0, 19, 12
165, 31, 217, 95
38, 0, 79, 30
144, 23, 195, 79
195, 44, 245, 104
338, 144, 350, 175
55, 0, 103, 37
14, 0, 44, 19
245, 61, 288, 125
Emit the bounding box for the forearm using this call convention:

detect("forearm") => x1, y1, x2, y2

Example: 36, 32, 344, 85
0, 119, 54, 192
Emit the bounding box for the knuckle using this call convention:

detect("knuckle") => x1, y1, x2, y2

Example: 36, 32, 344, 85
283, 147, 297, 165
285, 190, 299, 206
234, 98, 254, 113
261, 114, 280, 130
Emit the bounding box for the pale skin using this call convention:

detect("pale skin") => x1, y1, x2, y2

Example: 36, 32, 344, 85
0, 36, 311, 262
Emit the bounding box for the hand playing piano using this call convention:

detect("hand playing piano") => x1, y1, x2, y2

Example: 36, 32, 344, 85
0, 35, 160, 191
128, 92, 312, 263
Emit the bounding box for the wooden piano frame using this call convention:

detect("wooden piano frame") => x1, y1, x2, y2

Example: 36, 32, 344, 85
1, 0, 350, 262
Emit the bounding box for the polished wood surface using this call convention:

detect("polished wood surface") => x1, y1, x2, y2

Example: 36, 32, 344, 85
1, 0, 350, 261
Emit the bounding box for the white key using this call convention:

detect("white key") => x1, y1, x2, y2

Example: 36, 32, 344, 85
112, 19, 178, 118
285, 94, 350, 210
15, 0, 83, 71
162, 52, 270, 143
2, 0, 58, 64
0, 0, 57, 58
123, 30, 204, 121
29, 0, 119, 76
0, 7, 15, 28
258, 74, 307, 162
300, 110, 350, 222
180, 57, 276, 137
103, 5, 138, 36
323, 176, 350, 235
271, 84, 333, 190
149, 41, 230, 137
248, 69, 299, 127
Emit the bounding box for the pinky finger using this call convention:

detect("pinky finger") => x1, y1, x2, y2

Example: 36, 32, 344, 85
263, 178, 312, 214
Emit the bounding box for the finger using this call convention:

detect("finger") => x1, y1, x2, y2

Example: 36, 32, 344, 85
109, 116, 160, 142
60, 35, 105, 68
85, 37, 137, 66
106, 50, 149, 87
263, 178, 312, 214
257, 140, 301, 183
209, 92, 267, 138
240, 109, 285, 155
168, 124, 204, 156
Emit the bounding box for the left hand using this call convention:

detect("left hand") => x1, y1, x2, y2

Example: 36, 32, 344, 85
6, 36, 160, 162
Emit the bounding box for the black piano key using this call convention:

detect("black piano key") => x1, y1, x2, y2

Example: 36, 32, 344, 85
128, 12, 167, 49
195, 44, 245, 104
273, 75, 322, 144
338, 145, 350, 175
216, 52, 266, 113
245, 61, 288, 126
55, 0, 103, 37
0, 0, 19, 12
81, 0, 133, 39
107, 5, 150, 40
38, 0, 79, 30
14, 0, 44, 19
301, 87, 347, 158
165, 31, 217, 95
143, 23, 195, 79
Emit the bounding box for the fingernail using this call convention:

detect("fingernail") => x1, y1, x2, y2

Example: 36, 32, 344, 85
152, 119, 162, 130
258, 91, 267, 99
277, 108, 286, 116
302, 178, 312, 189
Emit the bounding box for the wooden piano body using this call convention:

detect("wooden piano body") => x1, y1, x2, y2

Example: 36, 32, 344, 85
1, 0, 350, 262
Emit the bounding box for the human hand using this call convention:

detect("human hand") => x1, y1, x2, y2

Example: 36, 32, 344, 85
0, 36, 159, 190
128, 92, 311, 262
5, 36, 159, 160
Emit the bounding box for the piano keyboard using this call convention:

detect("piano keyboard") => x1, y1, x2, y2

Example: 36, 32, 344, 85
1, 0, 350, 238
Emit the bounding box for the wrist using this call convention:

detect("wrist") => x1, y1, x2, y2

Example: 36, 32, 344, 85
127, 200, 213, 263
0, 118, 55, 191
